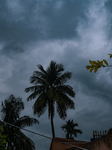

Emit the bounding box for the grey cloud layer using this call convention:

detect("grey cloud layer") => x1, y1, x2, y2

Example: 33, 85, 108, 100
0, 0, 112, 150
0, 0, 90, 55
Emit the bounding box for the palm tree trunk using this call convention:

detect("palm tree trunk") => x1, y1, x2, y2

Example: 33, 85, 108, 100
51, 115, 55, 138
70, 133, 72, 139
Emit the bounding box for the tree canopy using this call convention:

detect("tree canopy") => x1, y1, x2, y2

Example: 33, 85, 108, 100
25, 60, 75, 138
85, 54, 112, 73
0, 94, 39, 150
61, 119, 82, 139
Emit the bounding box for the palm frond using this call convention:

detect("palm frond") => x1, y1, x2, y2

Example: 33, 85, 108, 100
56, 63, 64, 73
56, 103, 67, 119
15, 116, 39, 128
54, 91, 74, 109
33, 71, 46, 78
26, 92, 39, 101
61, 124, 68, 131
54, 90, 65, 105
56, 85, 75, 97
48, 61, 64, 72
60, 93, 75, 109
73, 123, 78, 127
25, 86, 38, 93
55, 71, 72, 85
30, 76, 47, 85
33, 93, 47, 117
26, 87, 46, 101
13, 130, 36, 150
37, 64, 47, 75
73, 129, 83, 135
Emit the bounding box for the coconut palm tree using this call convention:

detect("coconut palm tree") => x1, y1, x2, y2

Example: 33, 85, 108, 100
61, 119, 82, 139
0, 94, 39, 150
25, 61, 75, 138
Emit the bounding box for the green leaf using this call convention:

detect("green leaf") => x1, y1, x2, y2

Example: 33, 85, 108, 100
101, 61, 103, 65
103, 59, 108, 66
108, 54, 112, 58
93, 61, 97, 65
94, 67, 98, 73
97, 60, 100, 63
89, 67, 94, 72
102, 65, 106, 67
85, 66, 91, 70
89, 60, 94, 65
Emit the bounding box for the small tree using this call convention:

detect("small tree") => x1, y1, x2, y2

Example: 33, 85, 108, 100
61, 119, 82, 139
1, 94, 39, 150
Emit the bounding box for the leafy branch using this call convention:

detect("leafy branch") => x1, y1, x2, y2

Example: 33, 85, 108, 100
85, 54, 112, 73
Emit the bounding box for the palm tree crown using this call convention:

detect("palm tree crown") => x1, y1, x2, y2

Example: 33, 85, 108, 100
0, 94, 39, 150
61, 119, 82, 139
25, 61, 75, 138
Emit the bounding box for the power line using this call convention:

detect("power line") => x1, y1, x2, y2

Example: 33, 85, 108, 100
0, 120, 52, 140
0, 120, 88, 150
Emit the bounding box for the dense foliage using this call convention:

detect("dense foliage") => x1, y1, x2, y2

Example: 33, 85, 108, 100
1, 94, 39, 150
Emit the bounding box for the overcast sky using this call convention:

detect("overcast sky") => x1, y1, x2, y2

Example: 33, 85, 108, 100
0, 0, 112, 149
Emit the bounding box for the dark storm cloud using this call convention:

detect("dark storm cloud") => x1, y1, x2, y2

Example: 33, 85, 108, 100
71, 58, 112, 105
39, 0, 90, 39
0, 41, 24, 56
0, 0, 40, 43
0, 0, 112, 150
105, 0, 112, 13
0, 0, 90, 55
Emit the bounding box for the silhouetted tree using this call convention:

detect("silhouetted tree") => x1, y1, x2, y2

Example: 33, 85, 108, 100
61, 119, 82, 139
25, 61, 75, 138
0, 94, 39, 150
108, 128, 112, 135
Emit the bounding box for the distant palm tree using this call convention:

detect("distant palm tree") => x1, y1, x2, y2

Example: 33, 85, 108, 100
25, 61, 75, 138
0, 94, 39, 150
61, 119, 82, 139
108, 128, 112, 135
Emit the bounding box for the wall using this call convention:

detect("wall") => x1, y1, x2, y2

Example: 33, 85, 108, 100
66, 136, 112, 150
